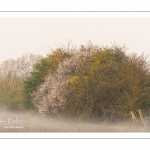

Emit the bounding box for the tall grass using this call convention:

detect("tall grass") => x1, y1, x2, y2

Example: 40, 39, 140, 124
0, 110, 150, 132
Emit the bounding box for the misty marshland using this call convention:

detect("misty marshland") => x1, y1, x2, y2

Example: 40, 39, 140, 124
1, 43, 150, 132
0, 109, 150, 132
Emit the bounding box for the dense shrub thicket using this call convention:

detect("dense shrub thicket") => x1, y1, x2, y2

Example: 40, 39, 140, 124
30, 43, 150, 122
1, 43, 150, 123
66, 47, 150, 122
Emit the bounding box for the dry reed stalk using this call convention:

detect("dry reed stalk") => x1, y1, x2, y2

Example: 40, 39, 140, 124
130, 111, 138, 123
138, 109, 146, 127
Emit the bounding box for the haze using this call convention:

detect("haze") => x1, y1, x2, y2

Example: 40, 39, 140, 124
0, 109, 150, 132
0, 18, 150, 62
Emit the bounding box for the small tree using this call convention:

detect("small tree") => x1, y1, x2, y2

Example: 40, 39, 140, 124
31, 52, 84, 117
23, 48, 72, 110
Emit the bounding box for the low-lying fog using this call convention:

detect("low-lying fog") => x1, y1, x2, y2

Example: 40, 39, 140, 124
0, 110, 150, 132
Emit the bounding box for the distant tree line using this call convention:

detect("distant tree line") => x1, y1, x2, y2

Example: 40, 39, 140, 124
0, 54, 41, 110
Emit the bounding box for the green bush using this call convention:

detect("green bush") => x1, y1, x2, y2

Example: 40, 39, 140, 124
23, 48, 72, 110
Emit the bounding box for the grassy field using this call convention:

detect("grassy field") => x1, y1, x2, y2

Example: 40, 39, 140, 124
0, 110, 150, 132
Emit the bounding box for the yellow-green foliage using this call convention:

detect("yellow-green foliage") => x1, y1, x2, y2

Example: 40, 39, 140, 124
64, 45, 150, 122
47, 48, 72, 73
69, 76, 79, 85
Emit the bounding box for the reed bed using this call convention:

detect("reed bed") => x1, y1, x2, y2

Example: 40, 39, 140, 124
0, 110, 150, 132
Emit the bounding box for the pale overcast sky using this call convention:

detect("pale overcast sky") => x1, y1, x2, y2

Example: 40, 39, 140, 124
0, 18, 150, 62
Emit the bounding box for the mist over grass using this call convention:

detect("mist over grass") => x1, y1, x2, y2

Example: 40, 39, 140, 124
0, 110, 150, 132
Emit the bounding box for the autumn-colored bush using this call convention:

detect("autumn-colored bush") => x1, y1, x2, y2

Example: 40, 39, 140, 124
65, 46, 150, 122
31, 43, 150, 123
65, 45, 128, 122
